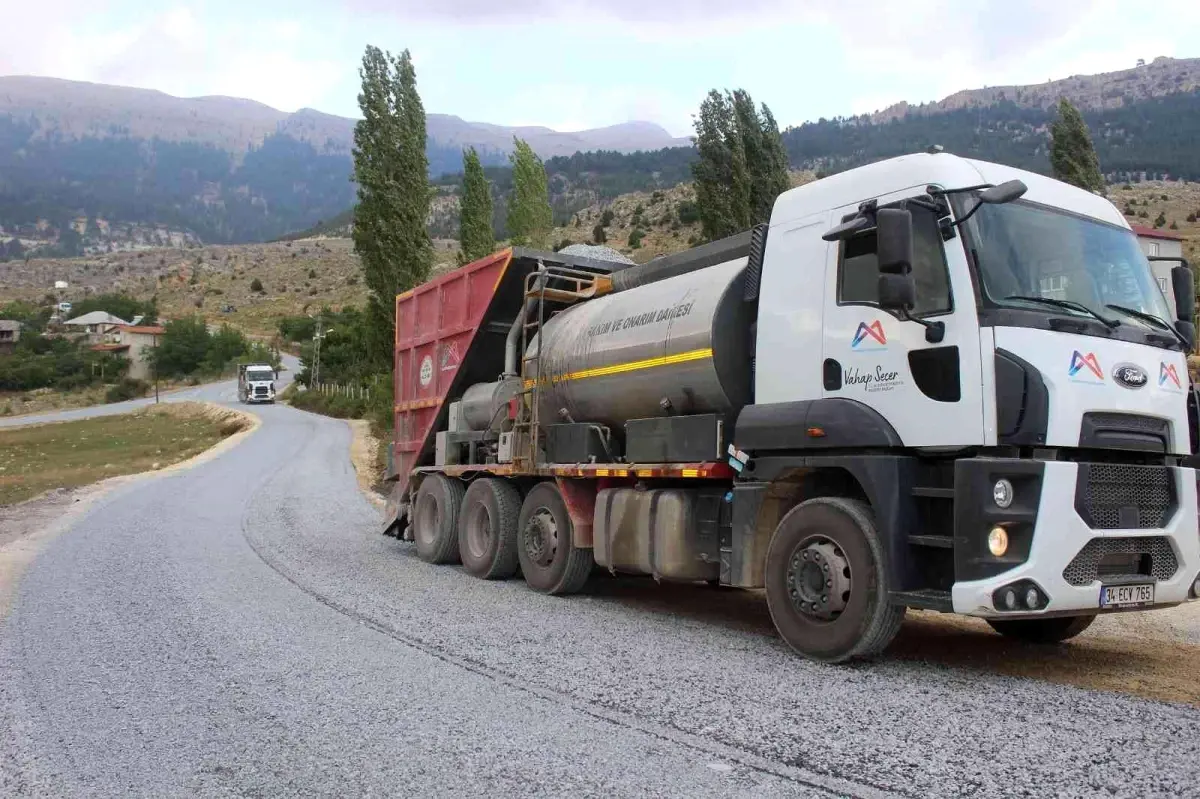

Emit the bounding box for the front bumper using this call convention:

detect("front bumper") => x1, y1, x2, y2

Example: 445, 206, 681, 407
951, 459, 1199, 617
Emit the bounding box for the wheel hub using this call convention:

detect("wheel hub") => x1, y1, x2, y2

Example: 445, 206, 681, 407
787, 538, 851, 621
523, 509, 558, 568
465, 503, 493, 560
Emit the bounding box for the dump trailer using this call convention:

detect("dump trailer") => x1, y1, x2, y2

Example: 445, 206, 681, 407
238, 363, 276, 404
382, 151, 1200, 663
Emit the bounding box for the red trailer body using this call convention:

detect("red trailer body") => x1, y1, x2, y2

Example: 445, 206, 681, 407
392, 250, 513, 494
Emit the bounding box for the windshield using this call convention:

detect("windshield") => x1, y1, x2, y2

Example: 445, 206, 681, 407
246, 369, 274, 382
956, 197, 1174, 325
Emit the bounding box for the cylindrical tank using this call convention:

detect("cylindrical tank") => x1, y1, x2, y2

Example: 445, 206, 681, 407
461, 378, 521, 431
525, 257, 752, 431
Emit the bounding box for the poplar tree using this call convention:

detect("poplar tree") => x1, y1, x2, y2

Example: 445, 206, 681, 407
505, 137, 553, 248
692, 88, 790, 242
1049, 98, 1105, 193
458, 147, 494, 262
352, 45, 432, 367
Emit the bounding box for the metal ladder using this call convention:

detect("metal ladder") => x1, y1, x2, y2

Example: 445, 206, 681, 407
513, 264, 610, 470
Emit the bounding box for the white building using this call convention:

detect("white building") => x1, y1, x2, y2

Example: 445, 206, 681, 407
1131, 225, 1186, 313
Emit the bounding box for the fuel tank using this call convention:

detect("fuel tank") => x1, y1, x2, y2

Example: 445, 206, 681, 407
525, 257, 752, 432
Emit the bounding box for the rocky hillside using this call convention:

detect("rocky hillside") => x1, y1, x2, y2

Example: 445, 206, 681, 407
2, 174, 1195, 340
873, 56, 1200, 121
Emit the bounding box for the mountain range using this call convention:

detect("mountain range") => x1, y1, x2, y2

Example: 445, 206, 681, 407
3, 56, 1200, 258
0, 76, 688, 161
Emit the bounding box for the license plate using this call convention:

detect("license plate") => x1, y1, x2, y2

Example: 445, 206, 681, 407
1099, 583, 1155, 608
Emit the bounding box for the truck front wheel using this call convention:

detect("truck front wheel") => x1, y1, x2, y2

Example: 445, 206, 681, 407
458, 478, 521, 580
764, 496, 905, 663
986, 614, 1096, 643
412, 474, 465, 565
516, 482, 592, 596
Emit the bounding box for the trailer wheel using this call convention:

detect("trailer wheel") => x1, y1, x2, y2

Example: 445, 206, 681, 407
458, 478, 522, 579
412, 474, 465, 564
987, 614, 1096, 643
517, 482, 592, 595
764, 496, 905, 663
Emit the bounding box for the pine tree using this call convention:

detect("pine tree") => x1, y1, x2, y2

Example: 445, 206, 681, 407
691, 88, 790, 242
351, 45, 432, 368
459, 147, 494, 262
506, 138, 553, 248
1049, 98, 1105, 193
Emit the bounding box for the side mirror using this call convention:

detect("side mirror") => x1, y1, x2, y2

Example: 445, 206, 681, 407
876, 208, 913, 274
979, 179, 1027, 205
878, 273, 915, 310
1171, 264, 1194, 321
1175, 320, 1195, 353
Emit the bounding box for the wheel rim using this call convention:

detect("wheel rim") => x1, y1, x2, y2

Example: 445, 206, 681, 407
786, 536, 852, 622
464, 501, 493, 560
415, 492, 439, 547
523, 507, 558, 568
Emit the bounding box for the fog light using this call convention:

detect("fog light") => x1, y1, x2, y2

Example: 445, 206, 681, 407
1025, 588, 1041, 609
1004, 589, 1018, 610
987, 526, 1009, 557
992, 479, 1014, 509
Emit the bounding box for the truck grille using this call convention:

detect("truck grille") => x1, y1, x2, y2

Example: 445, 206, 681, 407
1062, 536, 1178, 586
1074, 463, 1175, 530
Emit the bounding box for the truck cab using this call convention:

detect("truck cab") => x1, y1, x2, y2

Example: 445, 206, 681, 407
741, 152, 1198, 647
238, 363, 277, 404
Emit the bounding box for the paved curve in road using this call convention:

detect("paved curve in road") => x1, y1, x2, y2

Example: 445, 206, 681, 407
0, 354, 301, 429
2, 389, 1198, 797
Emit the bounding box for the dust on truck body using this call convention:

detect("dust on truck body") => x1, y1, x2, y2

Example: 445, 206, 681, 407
382, 151, 1200, 662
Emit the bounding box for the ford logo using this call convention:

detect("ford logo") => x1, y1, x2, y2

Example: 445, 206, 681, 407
1112, 363, 1148, 389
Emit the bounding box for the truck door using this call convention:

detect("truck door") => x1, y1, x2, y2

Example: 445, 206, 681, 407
820, 187, 985, 447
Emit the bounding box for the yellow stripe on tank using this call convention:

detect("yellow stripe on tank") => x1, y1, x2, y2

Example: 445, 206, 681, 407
523, 347, 713, 388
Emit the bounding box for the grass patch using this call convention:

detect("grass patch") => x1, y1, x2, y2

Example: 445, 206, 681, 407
0, 403, 247, 506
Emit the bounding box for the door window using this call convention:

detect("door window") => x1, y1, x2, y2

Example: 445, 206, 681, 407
836, 207, 952, 316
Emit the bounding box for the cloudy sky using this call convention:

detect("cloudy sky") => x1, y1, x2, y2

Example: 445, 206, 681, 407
2, 0, 1198, 135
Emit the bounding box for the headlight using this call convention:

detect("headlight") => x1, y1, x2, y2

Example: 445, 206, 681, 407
987, 526, 1009, 557
992, 478, 1014, 509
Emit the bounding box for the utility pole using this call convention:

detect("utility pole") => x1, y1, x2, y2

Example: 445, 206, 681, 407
153, 331, 159, 403
312, 314, 324, 386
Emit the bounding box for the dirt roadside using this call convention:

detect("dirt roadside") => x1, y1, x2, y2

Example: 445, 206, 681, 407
0, 402, 260, 620
346, 419, 387, 510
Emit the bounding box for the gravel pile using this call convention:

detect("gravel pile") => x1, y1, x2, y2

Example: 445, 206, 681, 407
558, 243, 636, 265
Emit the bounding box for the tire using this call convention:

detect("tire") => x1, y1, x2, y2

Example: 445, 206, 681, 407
517, 482, 593, 595
987, 614, 1097, 643
458, 478, 522, 579
412, 474, 465, 564
764, 496, 905, 664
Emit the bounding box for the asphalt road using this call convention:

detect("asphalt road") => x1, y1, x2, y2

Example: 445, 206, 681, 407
2, 386, 1199, 797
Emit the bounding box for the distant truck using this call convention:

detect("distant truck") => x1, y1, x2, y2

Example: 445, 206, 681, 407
238, 363, 276, 404
381, 151, 1200, 663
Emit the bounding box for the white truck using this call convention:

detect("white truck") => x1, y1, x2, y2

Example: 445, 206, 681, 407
384, 150, 1200, 663
238, 363, 276, 404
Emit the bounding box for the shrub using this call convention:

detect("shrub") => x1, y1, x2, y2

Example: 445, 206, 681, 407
250, 278, 264, 292
592, 225, 607, 244
105, 378, 149, 403
628, 228, 645, 249
677, 200, 700, 225
1154, 212, 1167, 228
308, 268, 317, 279
599, 209, 615, 227
1188, 213, 1197, 223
